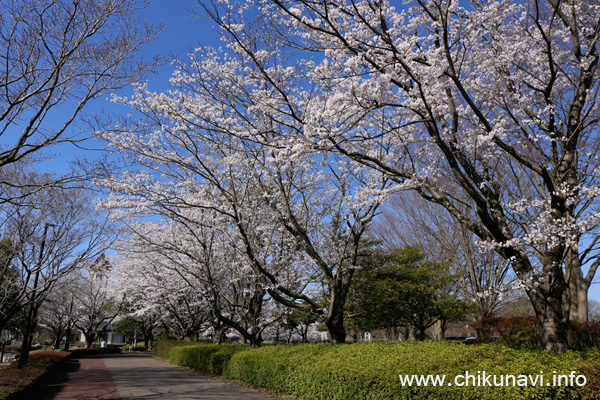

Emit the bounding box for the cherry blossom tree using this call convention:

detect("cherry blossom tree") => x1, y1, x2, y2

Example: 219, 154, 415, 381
37, 274, 79, 350
0, 165, 114, 365
73, 255, 124, 348
190, 0, 600, 351
97, 36, 389, 342
111, 218, 278, 346
110, 248, 204, 342
100, 111, 387, 343
97, 25, 391, 342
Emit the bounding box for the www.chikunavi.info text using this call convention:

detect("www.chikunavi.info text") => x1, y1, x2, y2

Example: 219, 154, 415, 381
399, 371, 587, 387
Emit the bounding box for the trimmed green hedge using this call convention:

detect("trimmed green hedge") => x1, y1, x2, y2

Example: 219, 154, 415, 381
153, 339, 212, 360
159, 341, 600, 400
154, 339, 193, 359
122, 343, 148, 352
170, 344, 249, 375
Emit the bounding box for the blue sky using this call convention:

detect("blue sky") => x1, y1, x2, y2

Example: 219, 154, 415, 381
37, 1, 220, 170
139, 0, 221, 88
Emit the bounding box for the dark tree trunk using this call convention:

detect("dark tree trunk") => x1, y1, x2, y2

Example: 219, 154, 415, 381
83, 330, 98, 348
249, 334, 262, 348
18, 309, 39, 368
324, 313, 346, 344
212, 325, 228, 344
64, 326, 72, 351
323, 273, 353, 344
143, 333, 151, 351
53, 332, 63, 349
301, 325, 309, 343
529, 287, 568, 352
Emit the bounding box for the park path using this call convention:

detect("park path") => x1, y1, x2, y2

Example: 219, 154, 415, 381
46, 356, 120, 400
48, 353, 279, 400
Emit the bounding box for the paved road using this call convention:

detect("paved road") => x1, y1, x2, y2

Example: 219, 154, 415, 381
49, 353, 280, 400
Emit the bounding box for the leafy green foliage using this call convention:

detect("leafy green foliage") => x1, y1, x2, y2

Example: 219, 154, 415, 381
347, 246, 473, 339
224, 343, 600, 400
122, 343, 147, 352
158, 340, 600, 400
113, 316, 143, 345
170, 344, 248, 375
153, 338, 211, 360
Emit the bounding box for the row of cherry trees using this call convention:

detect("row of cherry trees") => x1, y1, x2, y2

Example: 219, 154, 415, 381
0, 165, 115, 365
101, 128, 389, 344
36, 255, 124, 351
100, 0, 600, 351
0, 0, 158, 366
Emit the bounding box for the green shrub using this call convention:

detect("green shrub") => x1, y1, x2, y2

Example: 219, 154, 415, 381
122, 343, 147, 352
153, 339, 192, 360
169, 344, 249, 375
208, 345, 249, 374
158, 340, 600, 400
222, 342, 600, 400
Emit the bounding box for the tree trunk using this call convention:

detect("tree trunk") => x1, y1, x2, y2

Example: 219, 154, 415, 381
64, 326, 72, 351
574, 287, 589, 323
391, 326, 399, 341
432, 320, 443, 341
324, 275, 351, 344
18, 315, 37, 368
324, 315, 346, 344
84, 331, 96, 348
566, 255, 593, 323
537, 311, 568, 353
528, 277, 568, 352
416, 326, 427, 341
18, 330, 32, 367
249, 331, 263, 347
566, 280, 589, 324
53, 332, 63, 350
212, 325, 227, 344
301, 325, 309, 343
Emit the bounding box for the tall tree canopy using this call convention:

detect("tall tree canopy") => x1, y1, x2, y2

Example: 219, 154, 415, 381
100, 0, 600, 351
186, 0, 599, 351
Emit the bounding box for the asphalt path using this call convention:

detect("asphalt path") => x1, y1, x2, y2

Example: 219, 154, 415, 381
48, 353, 281, 400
